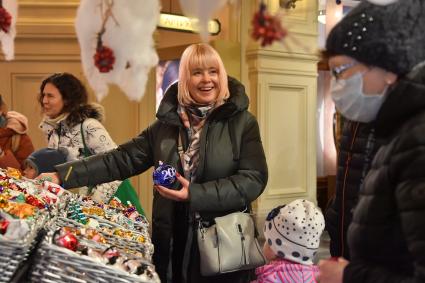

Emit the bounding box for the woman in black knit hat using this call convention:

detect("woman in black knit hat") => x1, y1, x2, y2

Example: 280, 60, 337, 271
318, 0, 425, 282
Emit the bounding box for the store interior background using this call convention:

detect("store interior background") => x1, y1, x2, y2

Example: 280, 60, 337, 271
0, 0, 359, 233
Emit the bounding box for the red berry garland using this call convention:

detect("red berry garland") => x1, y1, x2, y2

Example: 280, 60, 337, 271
93, 36, 115, 73
0, 6, 12, 33
251, 2, 288, 47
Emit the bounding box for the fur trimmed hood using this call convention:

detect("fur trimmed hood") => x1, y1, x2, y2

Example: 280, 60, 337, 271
40, 102, 105, 129
65, 102, 105, 127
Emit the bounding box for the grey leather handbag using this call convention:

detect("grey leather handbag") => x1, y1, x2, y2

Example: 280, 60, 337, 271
197, 211, 266, 276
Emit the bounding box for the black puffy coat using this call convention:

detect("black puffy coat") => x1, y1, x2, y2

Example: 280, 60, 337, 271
344, 66, 425, 282
56, 77, 268, 283
325, 120, 381, 259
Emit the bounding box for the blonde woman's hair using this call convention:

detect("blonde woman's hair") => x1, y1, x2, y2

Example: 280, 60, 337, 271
178, 43, 229, 106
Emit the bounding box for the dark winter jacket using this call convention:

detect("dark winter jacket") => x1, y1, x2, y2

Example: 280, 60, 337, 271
344, 65, 425, 283
325, 120, 381, 259
56, 77, 268, 283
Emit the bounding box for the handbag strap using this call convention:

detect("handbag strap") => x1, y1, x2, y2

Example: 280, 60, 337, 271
80, 121, 94, 194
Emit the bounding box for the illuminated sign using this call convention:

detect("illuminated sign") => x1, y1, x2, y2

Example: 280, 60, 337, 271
158, 13, 221, 35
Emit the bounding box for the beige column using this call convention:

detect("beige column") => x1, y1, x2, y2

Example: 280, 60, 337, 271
241, 0, 319, 228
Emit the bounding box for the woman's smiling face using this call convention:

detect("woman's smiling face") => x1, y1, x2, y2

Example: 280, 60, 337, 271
188, 66, 220, 105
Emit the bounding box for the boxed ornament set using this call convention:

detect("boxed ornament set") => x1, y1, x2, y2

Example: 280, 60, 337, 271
0, 168, 159, 283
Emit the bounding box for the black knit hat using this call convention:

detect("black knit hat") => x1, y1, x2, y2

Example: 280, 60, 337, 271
25, 148, 67, 175
326, 0, 425, 75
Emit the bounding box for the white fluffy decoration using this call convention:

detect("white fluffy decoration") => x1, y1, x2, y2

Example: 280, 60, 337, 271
0, 0, 18, 61
178, 0, 228, 42
366, 0, 399, 5
75, 0, 160, 101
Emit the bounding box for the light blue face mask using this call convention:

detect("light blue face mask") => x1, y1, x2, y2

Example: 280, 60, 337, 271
0, 115, 7, 128
331, 72, 388, 123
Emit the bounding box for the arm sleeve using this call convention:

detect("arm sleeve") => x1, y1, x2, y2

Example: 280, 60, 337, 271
0, 134, 34, 171
189, 114, 268, 212
82, 118, 122, 198
83, 118, 117, 153
56, 126, 154, 189
14, 134, 35, 170
343, 261, 407, 283
343, 129, 425, 283
0, 150, 21, 170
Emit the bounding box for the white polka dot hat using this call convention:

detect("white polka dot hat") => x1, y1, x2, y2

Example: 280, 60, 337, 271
263, 199, 325, 265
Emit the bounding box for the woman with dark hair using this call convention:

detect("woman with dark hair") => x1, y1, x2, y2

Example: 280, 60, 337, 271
0, 94, 34, 171
38, 73, 143, 211
38, 73, 113, 162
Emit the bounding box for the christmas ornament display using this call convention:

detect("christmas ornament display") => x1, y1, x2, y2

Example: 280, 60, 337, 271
0, 166, 157, 282
94, 39, 116, 73
251, 2, 288, 47
93, 3, 116, 73
54, 230, 79, 251
153, 161, 177, 188
75, 0, 160, 101
67, 201, 88, 224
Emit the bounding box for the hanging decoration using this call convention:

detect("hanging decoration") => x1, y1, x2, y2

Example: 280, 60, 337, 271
251, 1, 288, 47
93, 3, 116, 73
178, 0, 228, 42
0, 2, 12, 33
0, 0, 17, 60
75, 0, 160, 101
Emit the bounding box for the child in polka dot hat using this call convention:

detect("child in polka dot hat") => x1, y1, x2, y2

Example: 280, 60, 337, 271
253, 199, 325, 283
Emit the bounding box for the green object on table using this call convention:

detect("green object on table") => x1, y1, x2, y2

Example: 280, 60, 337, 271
113, 179, 145, 216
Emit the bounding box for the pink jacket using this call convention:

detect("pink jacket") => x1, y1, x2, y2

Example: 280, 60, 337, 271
253, 259, 319, 283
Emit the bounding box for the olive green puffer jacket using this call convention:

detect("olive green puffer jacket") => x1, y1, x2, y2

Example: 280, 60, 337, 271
56, 77, 268, 283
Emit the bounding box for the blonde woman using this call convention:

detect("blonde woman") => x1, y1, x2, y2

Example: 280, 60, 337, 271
39, 43, 268, 283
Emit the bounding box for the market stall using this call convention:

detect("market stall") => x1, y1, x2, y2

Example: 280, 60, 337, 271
0, 168, 159, 283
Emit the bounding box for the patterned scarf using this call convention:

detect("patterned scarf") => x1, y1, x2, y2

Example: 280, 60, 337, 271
178, 104, 214, 182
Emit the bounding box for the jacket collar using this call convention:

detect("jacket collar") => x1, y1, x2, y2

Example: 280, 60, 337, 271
40, 103, 105, 129
375, 64, 425, 137
156, 76, 249, 126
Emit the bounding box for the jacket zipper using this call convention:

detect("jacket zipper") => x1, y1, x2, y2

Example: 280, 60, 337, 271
340, 121, 359, 257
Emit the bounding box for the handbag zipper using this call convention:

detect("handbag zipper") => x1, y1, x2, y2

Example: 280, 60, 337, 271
238, 224, 248, 265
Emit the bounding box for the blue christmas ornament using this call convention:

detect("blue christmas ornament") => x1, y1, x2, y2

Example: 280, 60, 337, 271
153, 161, 177, 188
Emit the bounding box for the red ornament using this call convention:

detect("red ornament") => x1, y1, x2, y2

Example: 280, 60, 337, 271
47, 184, 62, 196
93, 37, 115, 73
0, 6, 11, 33
42, 195, 56, 205
251, 2, 288, 47
103, 246, 120, 264
25, 195, 45, 209
55, 232, 79, 251
0, 218, 9, 234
